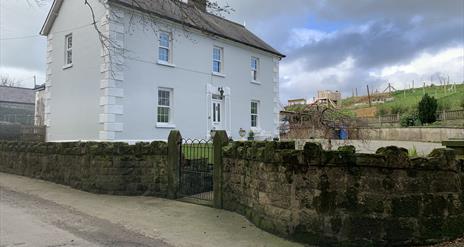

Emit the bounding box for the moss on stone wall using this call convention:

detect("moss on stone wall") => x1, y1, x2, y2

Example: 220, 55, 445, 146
223, 141, 464, 246
0, 141, 169, 196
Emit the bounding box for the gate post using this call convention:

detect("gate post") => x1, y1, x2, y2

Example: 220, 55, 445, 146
167, 130, 181, 199
213, 131, 229, 209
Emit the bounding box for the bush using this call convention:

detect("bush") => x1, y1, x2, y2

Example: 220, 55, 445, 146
461, 98, 464, 109
400, 112, 420, 127
418, 94, 438, 124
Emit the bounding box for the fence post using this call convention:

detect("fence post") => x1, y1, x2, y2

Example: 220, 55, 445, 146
213, 130, 229, 209
167, 130, 181, 199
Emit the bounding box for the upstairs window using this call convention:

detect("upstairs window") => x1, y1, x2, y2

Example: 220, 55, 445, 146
213, 46, 223, 73
159, 31, 172, 63
251, 101, 259, 127
157, 88, 172, 123
251, 57, 259, 81
65, 34, 73, 66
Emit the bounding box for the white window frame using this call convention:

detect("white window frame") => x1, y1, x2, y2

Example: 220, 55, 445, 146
212, 46, 224, 75
158, 31, 173, 65
156, 88, 175, 128
251, 57, 260, 82
251, 100, 259, 128
64, 33, 73, 68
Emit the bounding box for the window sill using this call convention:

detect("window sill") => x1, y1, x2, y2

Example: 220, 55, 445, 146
251, 80, 261, 85
156, 123, 176, 129
212, 72, 226, 78
157, 60, 176, 68
63, 64, 73, 70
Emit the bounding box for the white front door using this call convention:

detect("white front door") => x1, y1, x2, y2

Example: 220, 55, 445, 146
211, 97, 224, 130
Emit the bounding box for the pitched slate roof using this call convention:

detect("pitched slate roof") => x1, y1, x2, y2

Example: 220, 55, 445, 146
110, 0, 284, 57
40, 0, 284, 58
0, 86, 35, 104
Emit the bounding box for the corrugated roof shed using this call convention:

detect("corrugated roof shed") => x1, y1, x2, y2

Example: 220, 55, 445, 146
0, 86, 35, 104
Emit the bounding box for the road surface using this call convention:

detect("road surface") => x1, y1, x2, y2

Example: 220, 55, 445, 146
0, 173, 300, 247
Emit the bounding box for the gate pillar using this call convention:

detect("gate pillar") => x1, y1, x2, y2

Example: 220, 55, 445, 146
168, 130, 182, 199
213, 131, 229, 209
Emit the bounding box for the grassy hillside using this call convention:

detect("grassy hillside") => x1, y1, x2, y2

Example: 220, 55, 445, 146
343, 83, 464, 116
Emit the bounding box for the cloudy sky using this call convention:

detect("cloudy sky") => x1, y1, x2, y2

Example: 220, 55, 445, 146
1, 0, 463, 102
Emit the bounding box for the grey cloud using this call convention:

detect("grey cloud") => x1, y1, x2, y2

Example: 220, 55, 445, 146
218, 0, 463, 75
289, 17, 463, 71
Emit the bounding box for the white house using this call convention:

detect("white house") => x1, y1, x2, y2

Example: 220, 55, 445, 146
40, 0, 284, 142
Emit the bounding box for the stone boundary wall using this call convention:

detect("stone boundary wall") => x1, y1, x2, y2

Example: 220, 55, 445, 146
363, 127, 464, 143
0, 141, 169, 196
223, 141, 464, 246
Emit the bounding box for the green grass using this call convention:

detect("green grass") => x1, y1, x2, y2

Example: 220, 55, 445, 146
345, 84, 464, 115
408, 145, 418, 157
182, 143, 214, 164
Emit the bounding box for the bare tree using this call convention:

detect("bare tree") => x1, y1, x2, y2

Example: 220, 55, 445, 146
281, 104, 366, 142
32, 0, 233, 79
33, 0, 232, 52
0, 75, 20, 87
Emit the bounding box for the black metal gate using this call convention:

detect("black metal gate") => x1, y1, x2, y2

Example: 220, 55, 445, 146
178, 138, 214, 202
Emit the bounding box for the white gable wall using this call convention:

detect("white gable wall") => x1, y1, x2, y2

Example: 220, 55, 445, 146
114, 7, 280, 140
45, 0, 106, 141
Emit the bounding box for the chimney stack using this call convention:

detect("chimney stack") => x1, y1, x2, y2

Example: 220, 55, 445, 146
192, 0, 207, 12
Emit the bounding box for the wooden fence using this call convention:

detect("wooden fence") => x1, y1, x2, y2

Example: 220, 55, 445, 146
357, 109, 464, 126
356, 114, 400, 126
437, 110, 464, 121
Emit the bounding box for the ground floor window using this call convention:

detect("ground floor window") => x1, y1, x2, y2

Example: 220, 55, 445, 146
251, 101, 259, 127
157, 88, 172, 123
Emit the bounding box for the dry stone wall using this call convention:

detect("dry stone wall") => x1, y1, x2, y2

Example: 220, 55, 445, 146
0, 141, 169, 196
223, 141, 464, 246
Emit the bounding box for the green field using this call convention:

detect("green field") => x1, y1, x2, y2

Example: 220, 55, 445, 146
344, 83, 464, 115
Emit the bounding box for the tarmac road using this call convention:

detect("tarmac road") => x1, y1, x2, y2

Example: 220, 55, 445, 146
0, 173, 300, 247
0, 186, 170, 247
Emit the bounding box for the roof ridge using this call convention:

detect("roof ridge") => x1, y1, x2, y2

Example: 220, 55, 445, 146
201, 11, 245, 28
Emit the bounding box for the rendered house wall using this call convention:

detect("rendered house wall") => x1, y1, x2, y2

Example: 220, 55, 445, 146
113, 6, 280, 141
45, 0, 106, 141
45, 2, 280, 142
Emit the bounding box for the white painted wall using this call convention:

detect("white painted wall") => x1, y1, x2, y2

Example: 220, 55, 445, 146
46, 2, 281, 141
113, 6, 281, 141
45, 0, 106, 141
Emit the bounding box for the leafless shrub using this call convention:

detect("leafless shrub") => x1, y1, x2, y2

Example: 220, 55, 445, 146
0, 74, 20, 87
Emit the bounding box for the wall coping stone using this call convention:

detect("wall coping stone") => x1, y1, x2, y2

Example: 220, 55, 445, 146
223, 141, 460, 172
0, 141, 168, 156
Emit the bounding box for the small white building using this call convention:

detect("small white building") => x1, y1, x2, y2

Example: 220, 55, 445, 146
40, 0, 284, 142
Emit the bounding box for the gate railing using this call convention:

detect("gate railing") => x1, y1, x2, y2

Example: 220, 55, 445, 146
167, 130, 228, 208
179, 138, 214, 201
